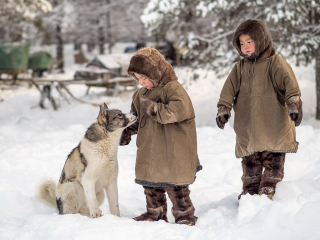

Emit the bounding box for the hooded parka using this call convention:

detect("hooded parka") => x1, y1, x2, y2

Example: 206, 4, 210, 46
127, 47, 201, 187
217, 19, 301, 158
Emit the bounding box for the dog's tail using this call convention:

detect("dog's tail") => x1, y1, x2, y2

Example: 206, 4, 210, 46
37, 179, 57, 209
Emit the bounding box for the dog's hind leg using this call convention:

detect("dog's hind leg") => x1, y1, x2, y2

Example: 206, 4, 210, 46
78, 203, 90, 217
105, 181, 120, 217
56, 181, 84, 215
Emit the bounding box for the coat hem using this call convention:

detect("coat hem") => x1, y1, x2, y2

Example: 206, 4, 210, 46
135, 166, 202, 187
236, 148, 298, 158
135, 179, 190, 187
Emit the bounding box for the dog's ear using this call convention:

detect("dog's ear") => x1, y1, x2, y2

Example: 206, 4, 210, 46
98, 105, 108, 125
104, 103, 109, 109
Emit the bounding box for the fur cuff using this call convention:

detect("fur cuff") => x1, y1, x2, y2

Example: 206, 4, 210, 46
286, 96, 300, 114
285, 96, 303, 126
140, 98, 158, 121
217, 105, 231, 118
172, 206, 195, 219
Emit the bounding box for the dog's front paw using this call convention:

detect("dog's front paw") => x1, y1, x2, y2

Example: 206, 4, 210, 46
90, 208, 103, 218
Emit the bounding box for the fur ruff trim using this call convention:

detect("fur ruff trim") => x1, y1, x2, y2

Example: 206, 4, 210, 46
233, 19, 275, 62
172, 206, 195, 219
147, 206, 165, 220
127, 47, 178, 88
135, 179, 189, 188
135, 165, 202, 187
285, 96, 300, 114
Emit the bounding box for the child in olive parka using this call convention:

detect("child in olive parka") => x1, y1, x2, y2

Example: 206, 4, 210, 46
216, 19, 303, 199
120, 47, 202, 226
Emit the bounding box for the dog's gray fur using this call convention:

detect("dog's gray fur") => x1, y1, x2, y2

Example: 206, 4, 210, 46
37, 103, 137, 218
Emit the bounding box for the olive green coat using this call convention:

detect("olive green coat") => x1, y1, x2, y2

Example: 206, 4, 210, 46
217, 54, 301, 158
130, 81, 201, 186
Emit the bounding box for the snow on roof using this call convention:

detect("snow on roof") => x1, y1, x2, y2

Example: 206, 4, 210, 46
94, 55, 121, 69
110, 53, 133, 66
110, 53, 133, 76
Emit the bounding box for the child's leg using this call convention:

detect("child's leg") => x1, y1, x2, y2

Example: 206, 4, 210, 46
259, 152, 286, 199
166, 186, 197, 226
134, 186, 168, 222
239, 152, 263, 199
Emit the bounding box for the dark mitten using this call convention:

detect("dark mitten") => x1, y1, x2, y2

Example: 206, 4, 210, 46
140, 98, 158, 121
285, 96, 303, 126
120, 129, 131, 146
216, 105, 231, 129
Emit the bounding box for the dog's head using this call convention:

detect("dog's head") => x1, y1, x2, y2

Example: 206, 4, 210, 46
98, 103, 137, 132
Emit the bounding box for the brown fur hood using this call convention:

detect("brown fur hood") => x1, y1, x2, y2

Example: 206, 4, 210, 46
232, 19, 275, 62
127, 47, 178, 88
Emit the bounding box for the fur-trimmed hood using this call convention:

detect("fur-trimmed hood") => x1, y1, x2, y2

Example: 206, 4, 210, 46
232, 19, 275, 62
127, 47, 178, 88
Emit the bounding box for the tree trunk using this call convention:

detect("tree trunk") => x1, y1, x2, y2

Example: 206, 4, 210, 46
87, 42, 95, 52
106, 0, 112, 54
316, 54, 320, 120
98, 18, 105, 55
314, 7, 320, 120
74, 41, 82, 51
139, 0, 146, 45
56, 24, 64, 72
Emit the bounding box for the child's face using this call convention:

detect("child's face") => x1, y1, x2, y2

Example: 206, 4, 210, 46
134, 73, 154, 89
239, 34, 255, 57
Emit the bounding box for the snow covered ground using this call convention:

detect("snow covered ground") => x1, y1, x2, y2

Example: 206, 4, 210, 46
1, 44, 320, 240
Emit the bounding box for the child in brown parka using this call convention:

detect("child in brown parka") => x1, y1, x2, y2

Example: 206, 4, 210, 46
216, 19, 303, 199
120, 47, 202, 226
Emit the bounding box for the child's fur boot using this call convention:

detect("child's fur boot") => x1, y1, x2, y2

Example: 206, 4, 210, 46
258, 152, 285, 199
166, 186, 198, 226
134, 186, 168, 222
239, 151, 285, 200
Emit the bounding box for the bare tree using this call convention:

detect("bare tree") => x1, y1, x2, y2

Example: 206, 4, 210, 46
0, 0, 52, 42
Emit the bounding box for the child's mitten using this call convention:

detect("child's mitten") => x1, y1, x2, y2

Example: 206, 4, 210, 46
120, 129, 131, 145
140, 98, 158, 121
285, 96, 303, 127
120, 120, 138, 145
216, 105, 231, 129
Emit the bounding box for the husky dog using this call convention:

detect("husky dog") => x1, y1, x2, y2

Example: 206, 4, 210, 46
38, 103, 137, 218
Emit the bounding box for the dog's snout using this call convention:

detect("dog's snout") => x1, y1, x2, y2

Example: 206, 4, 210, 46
132, 112, 137, 117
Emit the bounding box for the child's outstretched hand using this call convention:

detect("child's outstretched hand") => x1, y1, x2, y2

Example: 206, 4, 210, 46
140, 98, 158, 121
216, 106, 231, 129
286, 96, 303, 127
120, 129, 131, 145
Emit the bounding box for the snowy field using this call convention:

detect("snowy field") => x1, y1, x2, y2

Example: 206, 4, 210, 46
1, 44, 320, 240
